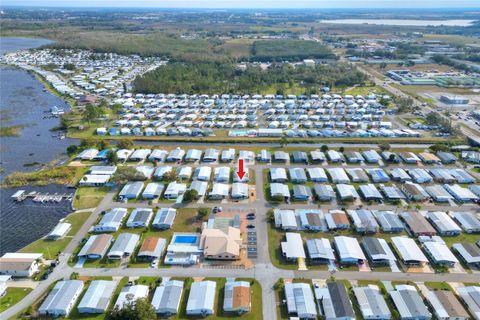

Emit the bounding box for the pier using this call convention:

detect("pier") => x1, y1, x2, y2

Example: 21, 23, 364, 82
12, 190, 74, 203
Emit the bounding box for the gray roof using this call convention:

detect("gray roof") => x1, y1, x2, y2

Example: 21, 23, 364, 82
390, 285, 431, 319
119, 181, 144, 198
108, 233, 140, 258
39, 280, 84, 315
78, 280, 116, 313
151, 280, 184, 314
353, 286, 391, 319
328, 282, 355, 318
374, 211, 404, 231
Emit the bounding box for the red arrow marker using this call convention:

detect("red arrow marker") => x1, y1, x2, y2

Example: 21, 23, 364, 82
236, 158, 246, 180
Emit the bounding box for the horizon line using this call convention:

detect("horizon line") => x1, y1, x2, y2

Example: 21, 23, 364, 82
2, 5, 480, 9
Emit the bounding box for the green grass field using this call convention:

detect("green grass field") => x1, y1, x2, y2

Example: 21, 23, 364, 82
19, 210, 92, 259
73, 187, 111, 210
0, 287, 33, 313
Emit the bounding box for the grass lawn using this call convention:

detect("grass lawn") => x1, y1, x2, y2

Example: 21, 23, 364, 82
344, 85, 390, 97
73, 187, 111, 210
424, 282, 452, 291
19, 210, 92, 259
0, 287, 33, 313
440, 232, 480, 246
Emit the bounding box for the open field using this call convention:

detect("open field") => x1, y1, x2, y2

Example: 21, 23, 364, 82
73, 187, 111, 210
0, 288, 33, 313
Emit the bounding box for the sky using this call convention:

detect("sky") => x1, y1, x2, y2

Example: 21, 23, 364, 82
3, 0, 480, 8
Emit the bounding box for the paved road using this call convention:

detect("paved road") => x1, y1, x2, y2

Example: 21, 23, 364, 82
2, 166, 479, 320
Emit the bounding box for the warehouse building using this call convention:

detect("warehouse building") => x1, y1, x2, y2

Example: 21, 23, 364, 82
107, 233, 140, 260
306, 238, 335, 264
114, 285, 149, 309
457, 286, 480, 320
186, 281, 216, 316
137, 237, 166, 261
452, 212, 480, 233
77, 280, 116, 314
400, 211, 437, 236
152, 208, 176, 229
126, 208, 153, 228
281, 233, 306, 261
362, 237, 397, 265
334, 236, 366, 265
426, 289, 469, 320
389, 285, 431, 320
315, 282, 355, 320
223, 280, 251, 314
423, 241, 458, 267
78, 234, 113, 260
391, 236, 428, 266
353, 285, 391, 320
285, 282, 317, 319
39, 280, 84, 317
453, 243, 480, 267
152, 280, 184, 315
426, 211, 462, 236
348, 209, 379, 233
373, 211, 404, 232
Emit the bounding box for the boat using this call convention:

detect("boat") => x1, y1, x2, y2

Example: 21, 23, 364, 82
11, 190, 26, 201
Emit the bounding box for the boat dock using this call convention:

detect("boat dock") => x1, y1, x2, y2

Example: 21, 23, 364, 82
12, 190, 74, 203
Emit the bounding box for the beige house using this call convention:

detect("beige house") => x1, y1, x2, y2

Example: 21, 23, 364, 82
200, 227, 242, 260
0, 253, 43, 278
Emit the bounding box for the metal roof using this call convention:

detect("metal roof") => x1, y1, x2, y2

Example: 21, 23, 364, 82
334, 236, 366, 261
391, 236, 428, 263
281, 233, 306, 259
39, 280, 84, 315
151, 280, 184, 314
353, 286, 391, 319
186, 281, 216, 314
78, 280, 116, 313
306, 238, 335, 260
285, 282, 317, 318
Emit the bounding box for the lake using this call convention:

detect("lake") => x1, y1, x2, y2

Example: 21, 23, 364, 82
319, 19, 476, 27
1, 37, 75, 255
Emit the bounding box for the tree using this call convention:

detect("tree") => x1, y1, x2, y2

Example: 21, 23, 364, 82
429, 143, 449, 152
197, 208, 209, 219
111, 166, 144, 184
163, 171, 177, 182
280, 136, 288, 148
183, 189, 198, 202
339, 147, 345, 153
83, 104, 104, 122
274, 278, 284, 290
379, 143, 391, 151
106, 150, 118, 165
117, 139, 134, 150
66, 145, 78, 156
108, 297, 156, 320
388, 154, 396, 163
79, 138, 96, 149
98, 139, 110, 150
320, 145, 329, 152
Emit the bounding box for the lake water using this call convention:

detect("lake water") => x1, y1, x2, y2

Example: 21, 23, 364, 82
1, 37, 75, 254
1, 37, 74, 180
319, 19, 476, 27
